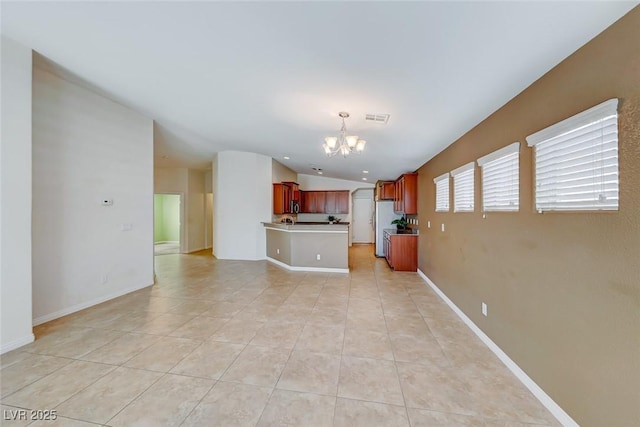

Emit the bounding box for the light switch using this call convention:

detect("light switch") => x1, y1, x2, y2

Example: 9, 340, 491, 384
441, 223, 445, 232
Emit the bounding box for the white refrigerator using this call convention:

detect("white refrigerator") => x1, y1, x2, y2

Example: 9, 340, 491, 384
375, 201, 400, 257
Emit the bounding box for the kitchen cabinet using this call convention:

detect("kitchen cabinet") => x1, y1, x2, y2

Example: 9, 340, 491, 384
325, 191, 336, 213
273, 182, 301, 214
377, 181, 395, 200
335, 191, 349, 213
301, 191, 326, 213
300, 190, 348, 214
325, 191, 349, 214
383, 230, 418, 272
283, 181, 300, 201
393, 173, 418, 215
273, 183, 291, 214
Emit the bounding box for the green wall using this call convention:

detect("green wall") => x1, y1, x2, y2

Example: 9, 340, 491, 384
154, 194, 180, 243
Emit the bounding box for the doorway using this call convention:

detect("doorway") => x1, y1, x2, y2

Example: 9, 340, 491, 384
154, 194, 183, 255
352, 189, 374, 243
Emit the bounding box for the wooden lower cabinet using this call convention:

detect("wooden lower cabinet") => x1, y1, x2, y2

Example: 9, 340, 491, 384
383, 231, 417, 271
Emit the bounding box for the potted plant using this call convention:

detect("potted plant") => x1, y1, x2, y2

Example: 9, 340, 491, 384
391, 216, 408, 230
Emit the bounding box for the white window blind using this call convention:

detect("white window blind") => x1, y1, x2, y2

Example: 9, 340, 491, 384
434, 173, 449, 212
451, 162, 474, 212
477, 142, 520, 212
526, 99, 619, 212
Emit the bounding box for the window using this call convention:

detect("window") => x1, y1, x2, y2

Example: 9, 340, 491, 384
477, 142, 520, 212
451, 162, 474, 212
434, 173, 449, 212
526, 99, 618, 212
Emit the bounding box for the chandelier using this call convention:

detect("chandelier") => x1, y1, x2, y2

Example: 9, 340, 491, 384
323, 112, 366, 157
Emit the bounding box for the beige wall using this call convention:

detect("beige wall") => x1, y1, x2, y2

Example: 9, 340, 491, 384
416, 8, 639, 427
272, 159, 297, 183
187, 169, 206, 252
265, 228, 348, 270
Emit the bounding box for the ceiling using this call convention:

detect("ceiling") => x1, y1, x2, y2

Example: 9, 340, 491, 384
2, 1, 637, 183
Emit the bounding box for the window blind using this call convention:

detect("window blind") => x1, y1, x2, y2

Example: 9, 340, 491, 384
434, 173, 449, 212
526, 99, 618, 212
451, 162, 474, 212
477, 142, 520, 212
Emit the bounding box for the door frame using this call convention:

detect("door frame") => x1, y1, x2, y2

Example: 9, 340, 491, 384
153, 192, 185, 254
351, 188, 375, 244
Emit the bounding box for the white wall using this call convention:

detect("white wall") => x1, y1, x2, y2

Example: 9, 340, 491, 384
31, 67, 154, 325
212, 151, 271, 260
0, 36, 34, 353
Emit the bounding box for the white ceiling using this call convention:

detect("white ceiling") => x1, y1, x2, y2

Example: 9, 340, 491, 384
2, 1, 637, 182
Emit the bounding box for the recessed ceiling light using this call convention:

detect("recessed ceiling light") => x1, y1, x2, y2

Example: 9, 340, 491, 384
362, 170, 369, 174
362, 177, 367, 181
283, 156, 290, 160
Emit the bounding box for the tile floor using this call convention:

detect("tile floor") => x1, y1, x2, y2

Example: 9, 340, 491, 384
0, 245, 560, 426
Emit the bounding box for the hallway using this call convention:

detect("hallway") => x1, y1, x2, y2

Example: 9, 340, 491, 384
1, 245, 558, 426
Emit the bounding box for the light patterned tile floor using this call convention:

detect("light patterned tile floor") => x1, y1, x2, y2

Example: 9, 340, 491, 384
0, 245, 560, 426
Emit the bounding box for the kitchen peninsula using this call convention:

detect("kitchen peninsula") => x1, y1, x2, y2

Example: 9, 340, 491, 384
262, 222, 349, 273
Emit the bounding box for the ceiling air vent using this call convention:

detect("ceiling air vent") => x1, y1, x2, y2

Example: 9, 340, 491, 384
365, 113, 390, 124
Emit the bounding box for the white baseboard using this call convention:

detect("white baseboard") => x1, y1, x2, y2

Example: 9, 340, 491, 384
32, 282, 154, 326
1, 333, 35, 354
417, 269, 578, 427
266, 257, 349, 274
154, 241, 179, 244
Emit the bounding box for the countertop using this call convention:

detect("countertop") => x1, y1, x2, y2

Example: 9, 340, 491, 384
263, 222, 349, 232
383, 228, 419, 236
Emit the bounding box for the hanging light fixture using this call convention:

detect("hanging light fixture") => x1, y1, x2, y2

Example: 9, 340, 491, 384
323, 112, 366, 157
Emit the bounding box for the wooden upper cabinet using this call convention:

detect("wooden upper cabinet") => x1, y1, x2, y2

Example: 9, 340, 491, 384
300, 190, 349, 214
311, 192, 326, 213
325, 191, 337, 213
300, 191, 325, 213
283, 181, 300, 201
393, 173, 418, 215
377, 181, 395, 200
273, 183, 292, 214
382, 182, 395, 200
335, 191, 349, 213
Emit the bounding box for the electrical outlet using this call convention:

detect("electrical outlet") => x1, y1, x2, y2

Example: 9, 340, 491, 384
316, 254, 321, 261
482, 302, 488, 316
427, 221, 431, 228
101, 274, 109, 284
276, 248, 280, 254
441, 223, 445, 232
